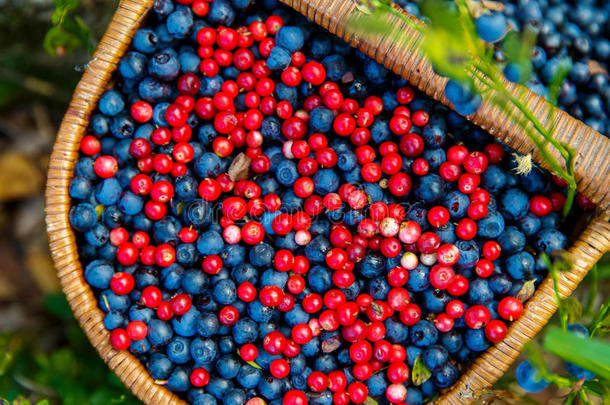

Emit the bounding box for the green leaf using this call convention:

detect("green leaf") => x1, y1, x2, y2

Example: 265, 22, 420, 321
411, 355, 431, 386
543, 326, 610, 380
500, 27, 536, 84
590, 298, 610, 337
562, 296, 582, 324
35, 401, 50, 405
583, 380, 608, 398
547, 58, 572, 105
523, 341, 548, 378
364, 396, 379, 405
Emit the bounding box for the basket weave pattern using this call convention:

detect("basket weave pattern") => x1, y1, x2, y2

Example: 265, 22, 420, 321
44, 0, 610, 404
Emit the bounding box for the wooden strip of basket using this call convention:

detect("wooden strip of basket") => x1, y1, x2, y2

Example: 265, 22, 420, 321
44, 0, 610, 404
280, 0, 610, 215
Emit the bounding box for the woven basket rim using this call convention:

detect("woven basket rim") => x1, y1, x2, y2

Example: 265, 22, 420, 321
44, 1, 610, 404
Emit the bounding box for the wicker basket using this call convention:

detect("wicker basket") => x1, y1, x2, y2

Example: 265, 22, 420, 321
45, 0, 610, 404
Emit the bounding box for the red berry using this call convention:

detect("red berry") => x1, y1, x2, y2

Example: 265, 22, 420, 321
270, 358, 290, 378
482, 240, 501, 260
170, 293, 192, 315
80, 135, 101, 155
465, 305, 491, 329
109, 328, 131, 350
399, 303, 421, 325
530, 195, 552, 216
497, 297, 524, 321
240, 343, 258, 361
190, 368, 210, 387
141, 286, 162, 308
94, 156, 118, 178
474, 258, 494, 278
126, 320, 148, 340
485, 319, 508, 343
446, 299, 465, 319
283, 390, 307, 405
430, 264, 455, 289
110, 272, 135, 295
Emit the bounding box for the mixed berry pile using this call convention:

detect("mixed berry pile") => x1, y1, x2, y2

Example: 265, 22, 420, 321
67, 0, 594, 404
400, 0, 610, 137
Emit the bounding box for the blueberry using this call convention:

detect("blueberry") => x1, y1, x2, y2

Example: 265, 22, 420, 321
309, 35, 332, 59
248, 299, 274, 323
257, 375, 284, 400
363, 59, 388, 84
309, 106, 335, 133
440, 330, 463, 354
276, 26, 304, 52
456, 239, 480, 269
213, 279, 237, 305
431, 362, 459, 388
405, 388, 423, 405
443, 190, 469, 219
208, 0, 235, 25
366, 372, 388, 397
423, 345, 449, 371
481, 165, 507, 194
489, 274, 513, 295
415, 174, 445, 203
267, 46, 292, 71
321, 54, 346, 81
172, 306, 200, 337
410, 320, 438, 347
147, 353, 174, 380
499, 226, 526, 255
384, 316, 409, 343
516, 360, 550, 393
406, 263, 430, 292
83, 260, 113, 290
190, 337, 218, 364
275, 159, 299, 187
237, 364, 263, 389
233, 318, 259, 344
197, 230, 224, 255
464, 328, 490, 352
467, 279, 494, 305
370, 119, 391, 144
476, 13, 508, 43
305, 235, 332, 263
477, 209, 505, 239
165, 336, 191, 365
166, 6, 193, 39
147, 319, 173, 346
223, 388, 246, 405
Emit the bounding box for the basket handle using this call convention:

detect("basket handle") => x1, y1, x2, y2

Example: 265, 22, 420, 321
280, 0, 610, 214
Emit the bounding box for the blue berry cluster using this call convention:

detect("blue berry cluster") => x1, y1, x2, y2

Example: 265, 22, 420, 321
397, 0, 610, 136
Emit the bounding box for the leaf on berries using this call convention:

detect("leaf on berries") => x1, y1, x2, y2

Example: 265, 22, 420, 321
412, 355, 432, 386
561, 296, 582, 323
228, 153, 251, 181
364, 396, 379, 405
516, 279, 536, 303
370, 301, 384, 317
587, 60, 608, 77
321, 336, 342, 353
